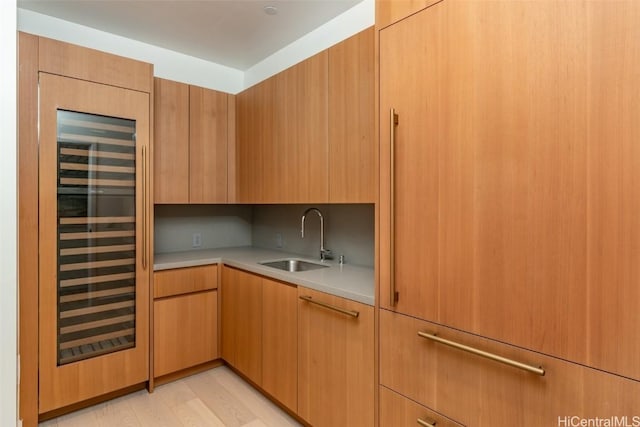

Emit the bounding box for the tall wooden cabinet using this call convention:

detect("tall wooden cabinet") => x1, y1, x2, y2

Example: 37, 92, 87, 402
29, 36, 153, 416
378, 0, 640, 423
154, 78, 232, 203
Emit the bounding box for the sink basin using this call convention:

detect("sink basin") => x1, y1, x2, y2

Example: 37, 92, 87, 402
260, 258, 328, 272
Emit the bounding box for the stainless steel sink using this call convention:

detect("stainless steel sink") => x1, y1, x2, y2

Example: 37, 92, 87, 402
260, 259, 328, 272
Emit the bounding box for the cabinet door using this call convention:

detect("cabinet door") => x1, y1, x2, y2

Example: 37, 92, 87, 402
154, 78, 189, 203
380, 309, 640, 426
380, 0, 640, 379
297, 288, 374, 427
154, 291, 218, 377
380, 386, 464, 427
237, 53, 328, 203
262, 278, 297, 411
328, 27, 375, 203
189, 86, 228, 203
38, 73, 150, 413
221, 266, 262, 384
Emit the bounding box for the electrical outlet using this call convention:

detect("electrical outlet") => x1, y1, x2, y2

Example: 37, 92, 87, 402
275, 232, 283, 248
192, 233, 202, 248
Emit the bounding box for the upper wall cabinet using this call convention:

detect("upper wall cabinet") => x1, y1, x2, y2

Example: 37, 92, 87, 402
237, 52, 329, 203
328, 27, 375, 203
154, 78, 232, 204
236, 27, 375, 204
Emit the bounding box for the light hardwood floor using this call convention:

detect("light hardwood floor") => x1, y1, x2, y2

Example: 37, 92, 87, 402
39, 366, 302, 427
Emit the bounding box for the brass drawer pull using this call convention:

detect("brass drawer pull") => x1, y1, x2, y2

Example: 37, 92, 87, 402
418, 331, 545, 376
299, 295, 359, 318
417, 417, 436, 427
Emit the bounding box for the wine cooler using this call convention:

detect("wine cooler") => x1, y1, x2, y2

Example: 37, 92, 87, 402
38, 73, 150, 413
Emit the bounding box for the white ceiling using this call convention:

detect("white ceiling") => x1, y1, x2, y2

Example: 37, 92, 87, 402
17, 0, 364, 70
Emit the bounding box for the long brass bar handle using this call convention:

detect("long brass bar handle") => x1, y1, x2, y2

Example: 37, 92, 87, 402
299, 295, 359, 318
418, 331, 545, 376
417, 418, 436, 427
141, 145, 147, 270
389, 108, 399, 306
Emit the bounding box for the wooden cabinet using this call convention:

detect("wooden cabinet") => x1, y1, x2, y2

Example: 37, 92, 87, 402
297, 287, 374, 427
261, 277, 298, 411
221, 266, 263, 385
236, 28, 375, 203
328, 27, 375, 203
380, 309, 640, 426
221, 267, 298, 411
153, 265, 218, 379
236, 52, 329, 203
154, 78, 189, 203
380, 386, 463, 427
379, 0, 640, 380
154, 78, 232, 203
154, 291, 218, 377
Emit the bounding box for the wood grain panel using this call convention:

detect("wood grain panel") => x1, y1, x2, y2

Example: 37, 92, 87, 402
381, 0, 602, 367
261, 278, 297, 412
154, 291, 218, 377
18, 31, 39, 427
235, 77, 274, 203
153, 78, 189, 203
38, 73, 149, 414
586, 0, 640, 381
380, 309, 640, 426
328, 27, 375, 203
379, 386, 463, 427
38, 36, 152, 93
189, 86, 228, 203
220, 267, 262, 385
376, 0, 442, 29
297, 287, 374, 427
154, 264, 218, 299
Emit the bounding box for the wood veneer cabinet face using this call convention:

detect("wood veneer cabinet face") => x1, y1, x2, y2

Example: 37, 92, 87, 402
379, 0, 640, 380
328, 27, 375, 203
154, 78, 189, 203
380, 309, 640, 426
297, 287, 375, 427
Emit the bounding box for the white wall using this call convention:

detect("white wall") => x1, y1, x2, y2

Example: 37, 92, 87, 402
17, 0, 374, 94
1, 0, 18, 425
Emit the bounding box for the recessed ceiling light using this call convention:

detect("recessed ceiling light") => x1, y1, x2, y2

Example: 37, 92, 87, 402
264, 5, 278, 15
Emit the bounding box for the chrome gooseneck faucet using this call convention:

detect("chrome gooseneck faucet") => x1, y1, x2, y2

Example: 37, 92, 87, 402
301, 207, 333, 261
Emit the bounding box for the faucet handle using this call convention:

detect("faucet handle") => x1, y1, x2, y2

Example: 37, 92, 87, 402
321, 249, 333, 261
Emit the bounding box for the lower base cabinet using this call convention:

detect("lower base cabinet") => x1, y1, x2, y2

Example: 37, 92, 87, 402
380, 309, 640, 426
153, 265, 219, 379
298, 287, 375, 427
380, 386, 463, 427
221, 266, 298, 412
154, 291, 218, 377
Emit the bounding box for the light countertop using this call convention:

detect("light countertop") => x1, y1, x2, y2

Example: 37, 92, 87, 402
154, 247, 375, 306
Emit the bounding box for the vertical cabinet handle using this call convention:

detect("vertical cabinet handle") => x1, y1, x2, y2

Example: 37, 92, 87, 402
417, 418, 436, 427
141, 145, 147, 270
390, 108, 399, 306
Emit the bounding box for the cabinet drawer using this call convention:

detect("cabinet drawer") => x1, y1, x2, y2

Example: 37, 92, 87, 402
380, 386, 463, 427
380, 309, 640, 425
154, 264, 217, 298
154, 290, 218, 377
